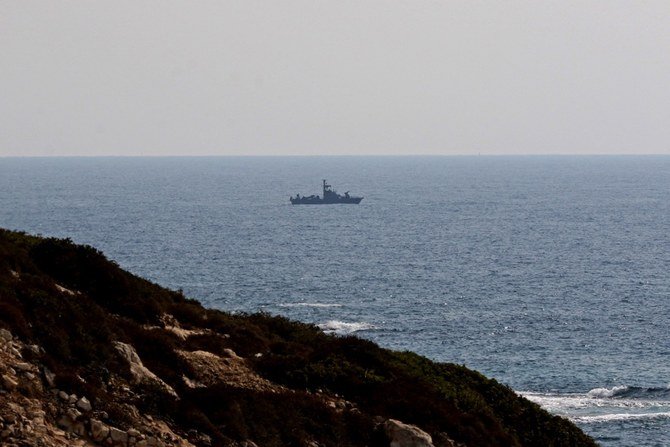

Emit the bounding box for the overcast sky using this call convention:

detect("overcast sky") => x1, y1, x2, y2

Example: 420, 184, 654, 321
2, 1, 670, 156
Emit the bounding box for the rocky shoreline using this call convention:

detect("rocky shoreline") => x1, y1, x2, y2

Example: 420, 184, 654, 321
1, 322, 447, 447
0, 327, 199, 447
0, 229, 598, 447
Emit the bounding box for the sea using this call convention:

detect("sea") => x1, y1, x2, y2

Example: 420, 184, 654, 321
1, 156, 669, 446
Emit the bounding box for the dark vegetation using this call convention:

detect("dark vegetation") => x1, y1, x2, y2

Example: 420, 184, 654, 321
0, 229, 597, 447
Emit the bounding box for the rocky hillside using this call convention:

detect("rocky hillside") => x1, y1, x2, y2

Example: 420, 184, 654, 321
0, 229, 597, 447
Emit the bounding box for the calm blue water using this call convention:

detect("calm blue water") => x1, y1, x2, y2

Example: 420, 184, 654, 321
2, 156, 670, 446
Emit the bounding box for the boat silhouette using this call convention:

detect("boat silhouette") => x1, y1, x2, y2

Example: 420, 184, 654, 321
290, 180, 363, 205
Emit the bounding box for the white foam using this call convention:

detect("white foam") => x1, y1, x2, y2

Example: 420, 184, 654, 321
520, 390, 670, 425
279, 302, 343, 308
521, 392, 601, 411
523, 391, 670, 409
574, 412, 670, 423
587, 385, 629, 399
317, 320, 378, 335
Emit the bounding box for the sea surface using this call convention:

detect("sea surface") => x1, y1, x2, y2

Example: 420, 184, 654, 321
2, 156, 670, 446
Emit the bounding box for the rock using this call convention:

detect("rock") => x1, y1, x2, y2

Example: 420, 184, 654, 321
76, 396, 92, 412
66, 407, 82, 421
72, 421, 86, 436
58, 390, 69, 401
1, 374, 18, 391
26, 344, 41, 355
12, 362, 32, 372
127, 427, 141, 437
18, 375, 43, 396
182, 375, 203, 389
222, 348, 240, 358
109, 426, 129, 445
27, 408, 45, 419
384, 419, 434, 447
43, 368, 56, 388
68, 393, 78, 404
113, 341, 177, 397
90, 419, 110, 442
54, 283, 77, 296
114, 342, 149, 383
0, 328, 12, 342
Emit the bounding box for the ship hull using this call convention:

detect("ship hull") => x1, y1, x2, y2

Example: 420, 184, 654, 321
290, 197, 362, 205
290, 180, 363, 205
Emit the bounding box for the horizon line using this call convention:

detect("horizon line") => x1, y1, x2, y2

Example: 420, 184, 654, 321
2, 153, 670, 158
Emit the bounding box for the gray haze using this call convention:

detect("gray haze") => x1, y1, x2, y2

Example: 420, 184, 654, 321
2, 1, 670, 156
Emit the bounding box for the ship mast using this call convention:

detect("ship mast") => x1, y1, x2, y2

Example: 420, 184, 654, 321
323, 179, 331, 198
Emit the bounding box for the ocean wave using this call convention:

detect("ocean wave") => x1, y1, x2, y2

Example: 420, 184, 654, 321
522, 392, 656, 411
587, 385, 631, 399
523, 385, 670, 408
587, 385, 670, 400
317, 320, 378, 335
574, 412, 670, 424
522, 392, 592, 409
521, 388, 670, 425
278, 302, 343, 308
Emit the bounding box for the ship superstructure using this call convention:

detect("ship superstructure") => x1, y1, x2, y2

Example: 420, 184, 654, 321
290, 180, 363, 205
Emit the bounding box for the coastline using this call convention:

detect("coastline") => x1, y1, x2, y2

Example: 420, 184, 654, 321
0, 228, 597, 447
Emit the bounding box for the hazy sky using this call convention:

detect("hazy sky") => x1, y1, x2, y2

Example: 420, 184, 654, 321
2, 1, 670, 156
